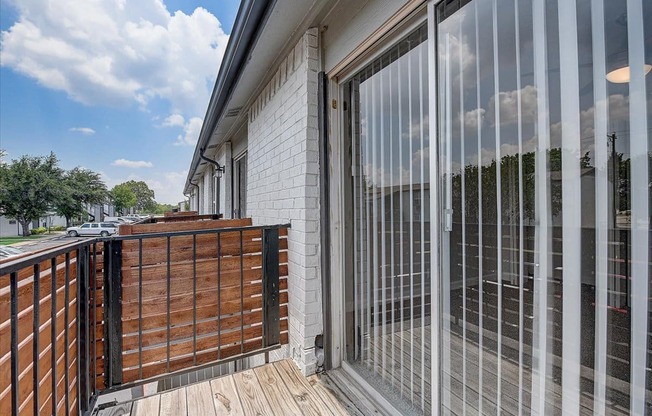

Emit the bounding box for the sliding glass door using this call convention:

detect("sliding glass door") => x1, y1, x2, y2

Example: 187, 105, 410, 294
437, 0, 651, 414
345, 24, 432, 415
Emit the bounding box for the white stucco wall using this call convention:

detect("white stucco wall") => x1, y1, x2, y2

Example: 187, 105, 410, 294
246, 28, 322, 375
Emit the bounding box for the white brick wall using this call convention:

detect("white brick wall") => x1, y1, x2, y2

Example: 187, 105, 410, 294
247, 28, 322, 375
202, 168, 212, 214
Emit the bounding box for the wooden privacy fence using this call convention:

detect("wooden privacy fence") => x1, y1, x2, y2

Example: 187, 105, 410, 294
0, 241, 94, 416
0, 218, 290, 415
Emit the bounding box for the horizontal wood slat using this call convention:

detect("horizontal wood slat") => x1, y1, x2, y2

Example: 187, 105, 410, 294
119, 218, 253, 236
0, 250, 80, 416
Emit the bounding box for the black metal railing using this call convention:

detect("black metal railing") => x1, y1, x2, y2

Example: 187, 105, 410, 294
0, 222, 289, 416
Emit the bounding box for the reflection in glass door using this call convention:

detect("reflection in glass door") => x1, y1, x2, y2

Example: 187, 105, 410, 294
345, 25, 431, 414
437, 0, 651, 414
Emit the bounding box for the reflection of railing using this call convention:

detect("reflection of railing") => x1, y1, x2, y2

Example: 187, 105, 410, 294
446, 222, 637, 385
0, 219, 290, 415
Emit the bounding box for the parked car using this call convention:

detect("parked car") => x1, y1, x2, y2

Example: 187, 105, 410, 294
67, 222, 117, 237
0, 245, 25, 260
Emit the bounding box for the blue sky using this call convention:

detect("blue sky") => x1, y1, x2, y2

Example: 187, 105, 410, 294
0, 0, 241, 203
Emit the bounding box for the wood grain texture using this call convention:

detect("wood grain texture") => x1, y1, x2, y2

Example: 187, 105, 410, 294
159, 387, 187, 416
132, 394, 160, 416
307, 373, 361, 416
210, 374, 245, 416
96, 401, 133, 416
273, 360, 335, 416
252, 364, 302, 415
231, 369, 274, 416
186, 381, 216, 416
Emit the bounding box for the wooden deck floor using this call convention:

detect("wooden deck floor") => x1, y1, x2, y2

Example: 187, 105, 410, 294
96, 359, 382, 416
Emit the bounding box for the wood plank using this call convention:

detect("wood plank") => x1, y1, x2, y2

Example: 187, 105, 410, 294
120, 279, 277, 319
120, 218, 252, 235
96, 401, 132, 416
120, 252, 288, 285
132, 394, 160, 416
122, 310, 264, 351
306, 373, 361, 416
324, 369, 383, 416
252, 364, 302, 415
273, 359, 335, 416
120, 291, 289, 334
121, 336, 272, 383
121, 266, 288, 302
210, 374, 245, 416
159, 387, 187, 416
231, 370, 273, 416
121, 324, 265, 368
186, 381, 217, 416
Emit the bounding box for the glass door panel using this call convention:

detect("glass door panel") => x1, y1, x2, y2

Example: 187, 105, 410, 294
345, 24, 432, 415
436, 0, 651, 414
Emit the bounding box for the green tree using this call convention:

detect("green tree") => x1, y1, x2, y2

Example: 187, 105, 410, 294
149, 203, 176, 215
0, 153, 63, 236
56, 167, 108, 226
110, 184, 137, 215
123, 180, 156, 212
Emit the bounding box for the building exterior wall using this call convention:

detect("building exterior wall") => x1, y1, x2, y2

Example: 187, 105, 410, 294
246, 28, 322, 375
202, 168, 212, 214
0, 216, 23, 237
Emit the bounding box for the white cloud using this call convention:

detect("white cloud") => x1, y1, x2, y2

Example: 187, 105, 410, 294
112, 159, 153, 168
486, 85, 538, 126
0, 1, 228, 117
174, 117, 203, 146
162, 113, 185, 127
69, 127, 96, 135
461, 108, 486, 130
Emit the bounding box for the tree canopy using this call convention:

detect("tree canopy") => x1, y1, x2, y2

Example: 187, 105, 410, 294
56, 167, 108, 226
110, 184, 137, 215
0, 153, 64, 236
123, 180, 156, 212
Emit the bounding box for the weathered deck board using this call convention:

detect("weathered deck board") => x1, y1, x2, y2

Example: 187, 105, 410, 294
102, 358, 380, 416
96, 402, 132, 416
252, 364, 302, 415
274, 359, 336, 416
231, 369, 274, 416
131, 394, 160, 416
186, 382, 216, 416
158, 388, 186, 416
210, 375, 245, 416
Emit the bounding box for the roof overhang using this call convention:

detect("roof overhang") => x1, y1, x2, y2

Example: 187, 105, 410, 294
184, 0, 330, 194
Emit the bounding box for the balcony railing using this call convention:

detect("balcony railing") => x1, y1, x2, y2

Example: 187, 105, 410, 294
0, 218, 290, 416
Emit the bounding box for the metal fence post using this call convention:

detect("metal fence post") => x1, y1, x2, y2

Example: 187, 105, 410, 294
77, 244, 91, 411
104, 240, 123, 387
262, 228, 280, 347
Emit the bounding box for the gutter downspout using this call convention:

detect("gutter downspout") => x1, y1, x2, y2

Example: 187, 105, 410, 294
318, 71, 332, 370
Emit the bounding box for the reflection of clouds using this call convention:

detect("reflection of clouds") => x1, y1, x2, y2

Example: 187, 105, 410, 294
486, 85, 538, 126
439, 32, 475, 87
401, 116, 429, 140
363, 147, 430, 186
460, 108, 486, 130
457, 93, 633, 167
550, 94, 630, 144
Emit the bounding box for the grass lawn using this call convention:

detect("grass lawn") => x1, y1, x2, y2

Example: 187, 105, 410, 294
0, 235, 50, 245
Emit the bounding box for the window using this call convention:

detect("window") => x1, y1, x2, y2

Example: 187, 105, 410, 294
81, 224, 90, 229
